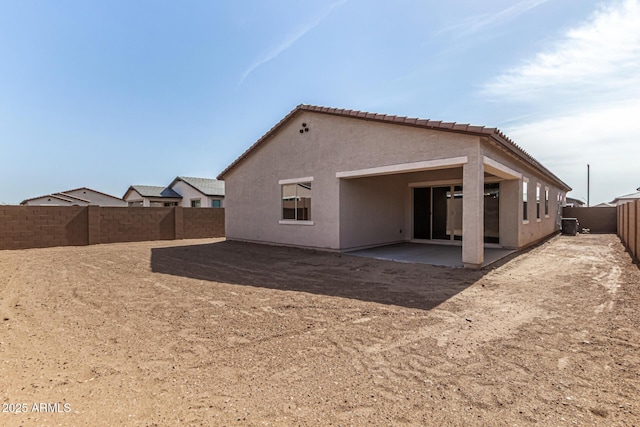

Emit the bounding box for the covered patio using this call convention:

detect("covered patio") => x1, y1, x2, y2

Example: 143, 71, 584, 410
346, 242, 515, 268
337, 154, 522, 269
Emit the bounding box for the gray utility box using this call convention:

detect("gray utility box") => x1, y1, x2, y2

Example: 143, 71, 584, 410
561, 218, 578, 236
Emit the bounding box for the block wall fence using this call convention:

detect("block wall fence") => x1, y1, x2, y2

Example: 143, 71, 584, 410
0, 206, 224, 250
562, 206, 617, 234
617, 200, 640, 263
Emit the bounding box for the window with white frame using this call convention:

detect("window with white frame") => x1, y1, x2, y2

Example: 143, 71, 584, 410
522, 179, 528, 222
536, 184, 541, 220
545, 187, 549, 217
191, 199, 201, 208
280, 179, 312, 222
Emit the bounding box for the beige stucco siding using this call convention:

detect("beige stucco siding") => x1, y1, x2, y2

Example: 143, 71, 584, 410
338, 174, 407, 250
223, 109, 568, 258
123, 190, 147, 207
480, 142, 565, 249
225, 112, 480, 249
338, 168, 465, 250
223, 122, 340, 248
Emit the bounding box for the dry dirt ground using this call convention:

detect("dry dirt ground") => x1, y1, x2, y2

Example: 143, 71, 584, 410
0, 234, 639, 426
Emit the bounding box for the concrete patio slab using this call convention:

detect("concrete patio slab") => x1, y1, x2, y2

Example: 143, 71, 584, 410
346, 242, 515, 268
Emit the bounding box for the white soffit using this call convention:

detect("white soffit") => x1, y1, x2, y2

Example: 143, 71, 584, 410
278, 176, 314, 185
483, 156, 521, 180
336, 156, 468, 179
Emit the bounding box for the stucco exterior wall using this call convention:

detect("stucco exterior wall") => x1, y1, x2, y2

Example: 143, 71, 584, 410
339, 168, 465, 250
123, 190, 146, 206
338, 174, 407, 250
480, 142, 565, 249
171, 181, 210, 207
225, 112, 479, 249
517, 177, 563, 248
224, 110, 568, 254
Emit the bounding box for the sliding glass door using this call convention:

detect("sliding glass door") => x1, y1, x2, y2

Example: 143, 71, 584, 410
413, 183, 499, 243
413, 185, 463, 241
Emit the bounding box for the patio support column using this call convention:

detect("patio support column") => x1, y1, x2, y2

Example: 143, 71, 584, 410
462, 155, 484, 269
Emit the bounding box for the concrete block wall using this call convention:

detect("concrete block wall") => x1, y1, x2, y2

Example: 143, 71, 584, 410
183, 207, 225, 239
0, 206, 88, 249
0, 206, 225, 250
98, 207, 176, 243
618, 200, 640, 263
562, 207, 617, 233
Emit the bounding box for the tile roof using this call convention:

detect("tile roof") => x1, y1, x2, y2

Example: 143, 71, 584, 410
217, 104, 571, 191
52, 193, 92, 203
64, 187, 127, 201
128, 185, 182, 198
20, 193, 82, 205
172, 176, 225, 196
21, 187, 121, 205
612, 190, 640, 203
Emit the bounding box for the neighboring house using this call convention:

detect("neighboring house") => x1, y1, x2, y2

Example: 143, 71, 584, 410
123, 185, 182, 207
123, 177, 225, 207
610, 187, 640, 206
21, 187, 127, 206
565, 197, 586, 207
168, 176, 225, 208
218, 104, 572, 269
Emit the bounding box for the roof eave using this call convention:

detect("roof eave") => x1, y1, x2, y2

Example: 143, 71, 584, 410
218, 105, 305, 179
217, 104, 572, 192
171, 176, 224, 197
487, 133, 572, 192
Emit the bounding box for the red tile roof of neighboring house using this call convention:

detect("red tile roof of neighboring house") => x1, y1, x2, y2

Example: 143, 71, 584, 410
217, 104, 571, 191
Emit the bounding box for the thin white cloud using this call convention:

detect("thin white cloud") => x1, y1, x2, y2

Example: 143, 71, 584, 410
238, 0, 347, 86
481, 0, 640, 204
437, 0, 551, 37
505, 99, 640, 204
482, 0, 640, 104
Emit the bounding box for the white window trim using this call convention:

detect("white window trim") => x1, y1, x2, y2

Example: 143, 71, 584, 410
522, 177, 529, 224
408, 179, 462, 188
536, 183, 542, 222
544, 186, 550, 218
279, 176, 314, 185
279, 220, 314, 226
279, 177, 314, 225
337, 157, 468, 179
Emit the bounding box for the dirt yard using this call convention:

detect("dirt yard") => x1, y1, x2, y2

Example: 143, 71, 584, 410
0, 234, 639, 426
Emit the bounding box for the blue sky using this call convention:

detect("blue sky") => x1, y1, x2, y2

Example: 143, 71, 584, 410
1, 0, 638, 205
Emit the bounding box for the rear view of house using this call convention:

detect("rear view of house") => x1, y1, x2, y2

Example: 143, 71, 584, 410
218, 104, 571, 268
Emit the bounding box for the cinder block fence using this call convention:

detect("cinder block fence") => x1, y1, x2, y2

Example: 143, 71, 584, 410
0, 206, 224, 250
618, 200, 640, 263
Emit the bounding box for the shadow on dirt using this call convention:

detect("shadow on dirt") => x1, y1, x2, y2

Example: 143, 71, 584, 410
150, 240, 487, 311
